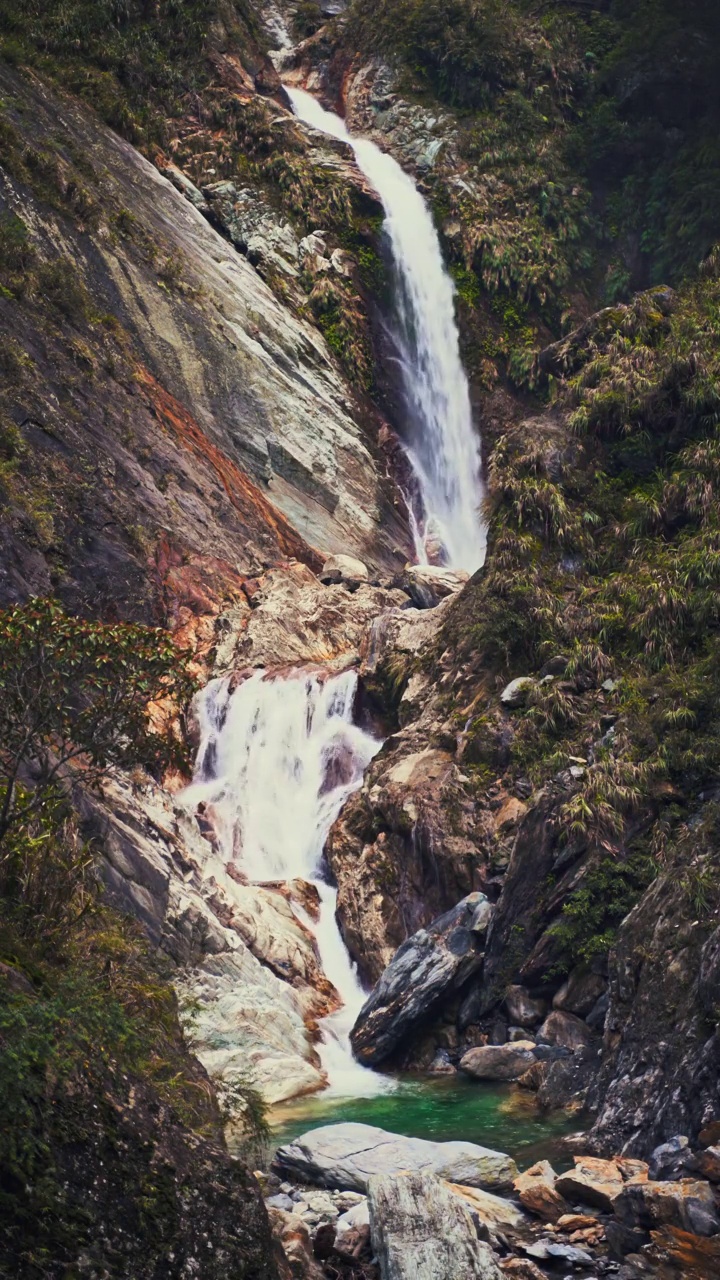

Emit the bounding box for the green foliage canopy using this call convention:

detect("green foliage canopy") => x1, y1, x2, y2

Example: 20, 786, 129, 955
0, 598, 196, 843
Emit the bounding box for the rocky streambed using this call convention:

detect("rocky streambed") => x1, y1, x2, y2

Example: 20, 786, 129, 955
256, 1121, 720, 1280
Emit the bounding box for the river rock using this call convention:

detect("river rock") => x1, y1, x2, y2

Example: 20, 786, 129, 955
505, 986, 547, 1026
319, 554, 370, 589
613, 1177, 720, 1236
690, 1144, 720, 1183
537, 1010, 595, 1051
448, 1182, 528, 1230
513, 1161, 569, 1223
334, 1200, 371, 1260
272, 1122, 518, 1192
401, 564, 470, 608
368, 1171, 504, 1280
552, 966, 607, 1017
460, 1042, 538, 1082
267, 1207, 325, 1280
556, 1156, 646, 1213
648, 1134, 691, 1181
498, 1262, 547, 1280
524, 1239, 594, 1267
350, 894, 488, 1065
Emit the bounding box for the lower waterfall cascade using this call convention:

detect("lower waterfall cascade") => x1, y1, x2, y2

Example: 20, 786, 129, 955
183, 667, 389, 1095
286, 86, 487, 574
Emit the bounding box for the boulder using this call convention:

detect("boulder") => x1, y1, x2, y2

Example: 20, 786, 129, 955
267, 1207, 325, 1280
319, 554, 369, 589
535, 1052, 595, 1113
513, 1161, 569, 1223
645, 1224, 720, 1277
552, 967, 607, 1017
500, 677, 535, 709
524, 1239, 594, 1267
401, 564, 470, 609
351, 894, 489, 1066
585, 990, 610, 1031
555, 1156, 625, 1212
614, 1177, 720, 1237
604, 1217, 650, 1259
691, 1145, 720, 1183
505, 985, 547, 1027
460, 1042, 538, 1082
556, 1156, 647, 1213
272, 1123, 518, 1193
499, 1262, 547, 1280
447, 1182, 528, 1230
537, 1010, 595, 1051
334, 1200, 371, 1260
368, 1171, 504, 1280
649, 1134, 692, 1181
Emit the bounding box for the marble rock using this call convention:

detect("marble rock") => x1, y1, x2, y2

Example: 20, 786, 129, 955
368, 1171, 504, 1280
272, 1122, 518, 1193
401, 564, 470, 608
351, 893, 489, 1066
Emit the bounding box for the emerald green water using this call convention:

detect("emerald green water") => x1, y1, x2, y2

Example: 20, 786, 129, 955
269, 1076, 578, 1171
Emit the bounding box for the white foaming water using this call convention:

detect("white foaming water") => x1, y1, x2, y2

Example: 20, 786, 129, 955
184, 668, 388, 1096
287, 86, 487, 572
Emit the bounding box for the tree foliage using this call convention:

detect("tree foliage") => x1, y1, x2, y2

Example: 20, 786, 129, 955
0, 598, 196, 845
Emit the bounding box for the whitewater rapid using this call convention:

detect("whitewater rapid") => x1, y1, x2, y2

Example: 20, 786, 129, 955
287, 86, 487, 573
184, 668, 388, 1096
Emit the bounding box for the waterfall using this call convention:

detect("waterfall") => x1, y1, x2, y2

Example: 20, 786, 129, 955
287, 86, 487, 574
184, 668, 388, 1096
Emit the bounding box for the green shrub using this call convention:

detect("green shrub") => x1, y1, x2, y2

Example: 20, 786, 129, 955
0, 598, 197, 845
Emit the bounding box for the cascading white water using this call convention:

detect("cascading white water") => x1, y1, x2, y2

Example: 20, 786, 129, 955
183, 667, 388, 1096
287, 86, 487, 573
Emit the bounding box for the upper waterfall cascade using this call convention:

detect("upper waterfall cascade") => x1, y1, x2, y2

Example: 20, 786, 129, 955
184, 668, 388, 1095
287, 86, 487, 574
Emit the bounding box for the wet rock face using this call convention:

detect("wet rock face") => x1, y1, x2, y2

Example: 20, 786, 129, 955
350, 893, 491, 1066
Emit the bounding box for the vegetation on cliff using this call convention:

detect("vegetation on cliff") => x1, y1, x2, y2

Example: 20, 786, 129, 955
0, 601, 274, 1278
347, 0, 720, 403
351, 0, 720, 292
440, 257, 720, 970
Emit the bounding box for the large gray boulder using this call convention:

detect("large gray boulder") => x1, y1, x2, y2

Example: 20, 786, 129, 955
368, 1171, 503, 1280
272, 1123, 517, 1193
351, 894, 491, 1065
401, 564, 470, 609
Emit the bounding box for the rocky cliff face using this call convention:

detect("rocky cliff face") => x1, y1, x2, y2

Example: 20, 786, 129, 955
0, 59, 411, 623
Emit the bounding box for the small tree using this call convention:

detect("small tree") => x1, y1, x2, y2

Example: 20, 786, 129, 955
0, 598, 196, 846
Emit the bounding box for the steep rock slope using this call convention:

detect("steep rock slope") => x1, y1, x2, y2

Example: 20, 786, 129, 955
0, 61, 410, 624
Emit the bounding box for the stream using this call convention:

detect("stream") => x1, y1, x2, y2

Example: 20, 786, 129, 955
184, 667, 391, 1096
185, 88, 527, 1152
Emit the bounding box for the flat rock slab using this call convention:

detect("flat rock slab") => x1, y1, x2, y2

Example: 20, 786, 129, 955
368, 1171, 504, 1280
272, 1122, 517, 1193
